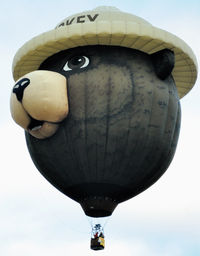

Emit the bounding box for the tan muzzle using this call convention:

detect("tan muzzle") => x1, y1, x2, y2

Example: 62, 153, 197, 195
10, 70, 69, 139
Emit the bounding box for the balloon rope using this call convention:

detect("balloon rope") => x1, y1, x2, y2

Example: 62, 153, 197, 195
86, 215, 93, 228
103, 217, 110, 228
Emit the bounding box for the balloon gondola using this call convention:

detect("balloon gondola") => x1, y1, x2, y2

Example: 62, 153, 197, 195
90, 224, 105, 251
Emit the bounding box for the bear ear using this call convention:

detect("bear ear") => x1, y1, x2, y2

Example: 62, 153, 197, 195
151, 49, 175, 80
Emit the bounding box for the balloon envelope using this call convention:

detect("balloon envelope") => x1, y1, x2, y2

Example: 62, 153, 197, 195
25, 46, 181, 217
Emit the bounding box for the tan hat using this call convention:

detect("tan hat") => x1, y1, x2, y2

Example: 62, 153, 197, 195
12, 6, 198, 98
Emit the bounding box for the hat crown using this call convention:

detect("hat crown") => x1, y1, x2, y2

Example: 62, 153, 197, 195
55, 6, 151, 29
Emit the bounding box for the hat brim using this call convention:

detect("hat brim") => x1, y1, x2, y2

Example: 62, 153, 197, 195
13, 21, 197, 98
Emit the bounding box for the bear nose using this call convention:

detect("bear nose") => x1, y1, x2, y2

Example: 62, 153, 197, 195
13, 78, 30, 102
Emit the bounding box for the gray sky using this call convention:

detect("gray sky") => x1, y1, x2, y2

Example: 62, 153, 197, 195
1, 0, 200, 255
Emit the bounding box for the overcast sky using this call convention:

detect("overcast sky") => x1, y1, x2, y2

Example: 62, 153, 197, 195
1, 0, 200, 255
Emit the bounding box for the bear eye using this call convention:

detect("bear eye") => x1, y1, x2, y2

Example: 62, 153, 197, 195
63, 55, 90, 71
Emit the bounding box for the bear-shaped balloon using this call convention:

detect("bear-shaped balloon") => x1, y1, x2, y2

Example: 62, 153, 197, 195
10, 7, 197, 217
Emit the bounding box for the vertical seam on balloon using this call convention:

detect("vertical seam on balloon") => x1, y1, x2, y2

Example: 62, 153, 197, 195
115, 66, 135, 181
126, 72, 156, 180
63, 81, 82, 182
145, 96, 180, 188
137, 82, 166, 176
156, 80, 180, 171
102, 73, 111, 181
145, 79, 171, 177
95, 126, 98, 181
84, 73, 90, 182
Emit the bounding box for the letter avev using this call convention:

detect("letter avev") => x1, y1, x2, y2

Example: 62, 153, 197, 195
58, 14, 99, 27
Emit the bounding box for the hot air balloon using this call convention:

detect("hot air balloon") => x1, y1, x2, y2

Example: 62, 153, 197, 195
10, 6, 197, 250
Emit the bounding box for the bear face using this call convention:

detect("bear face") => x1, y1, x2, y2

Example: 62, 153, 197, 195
38, 45, 176, 122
